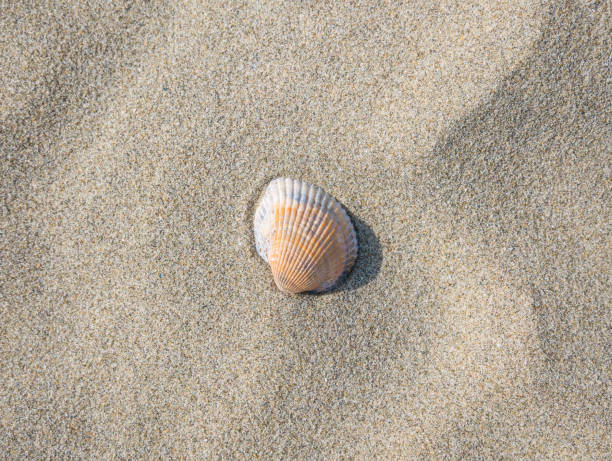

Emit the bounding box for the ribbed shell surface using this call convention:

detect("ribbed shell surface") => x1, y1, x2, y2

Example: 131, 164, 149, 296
253, 178, 358, 293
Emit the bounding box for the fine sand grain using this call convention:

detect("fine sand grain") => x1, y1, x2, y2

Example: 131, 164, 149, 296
1, 1, 610, 459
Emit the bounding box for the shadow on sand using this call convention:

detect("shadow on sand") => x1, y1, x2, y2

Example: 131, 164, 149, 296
328, 210, 382, 294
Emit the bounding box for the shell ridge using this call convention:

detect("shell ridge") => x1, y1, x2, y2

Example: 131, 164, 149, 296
303, 221, 344, 290
290, 217, 339, 290
294, 182, 323, 289
273, 179, 314, 292
287, 215, 333, 290
269, 179, 286, 267
274, 179, 303, 291
286, 187, 334, 291
319, 204, 355, 288
267, 180, 280, 264
288, 202, 340, 290
273, 179, 294, 288
321, 219, 350, 291
281, 183, 326, 291
283, 180, 314, 290
263, 190, 279, 260
288, 190, 352, 291
279, 179, 309, 288
346, 226, 358, 264
290, 210, 334, 282
276, 178, 297, 282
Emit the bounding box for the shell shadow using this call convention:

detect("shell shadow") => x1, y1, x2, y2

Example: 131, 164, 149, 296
333, 210, 382, 293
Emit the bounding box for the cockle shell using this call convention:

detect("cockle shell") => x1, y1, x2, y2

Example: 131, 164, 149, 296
254, 178, 358, 293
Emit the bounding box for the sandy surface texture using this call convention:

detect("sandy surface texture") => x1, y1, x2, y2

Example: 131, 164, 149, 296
1, 0, 610, 459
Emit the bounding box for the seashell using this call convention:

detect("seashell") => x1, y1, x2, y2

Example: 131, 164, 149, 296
253, 178, 358, 293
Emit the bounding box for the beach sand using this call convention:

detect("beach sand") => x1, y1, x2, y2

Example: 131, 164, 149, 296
1, 1, 610, 458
